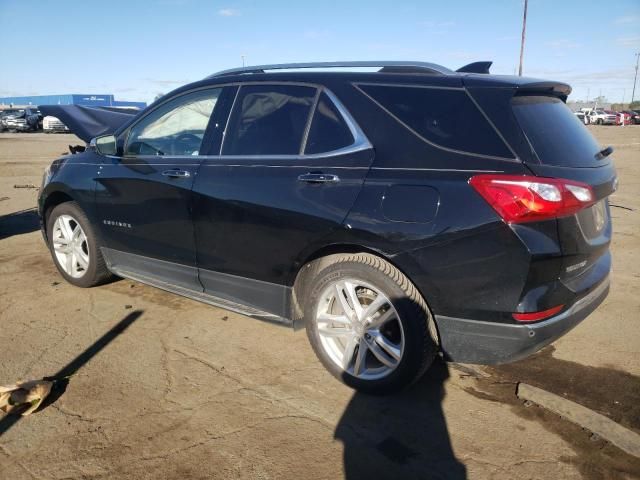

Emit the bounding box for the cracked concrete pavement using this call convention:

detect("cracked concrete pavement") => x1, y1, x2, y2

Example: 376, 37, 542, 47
0, 130, 639, 479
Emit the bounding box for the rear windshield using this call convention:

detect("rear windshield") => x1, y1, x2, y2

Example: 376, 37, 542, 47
512, 96, 603, 167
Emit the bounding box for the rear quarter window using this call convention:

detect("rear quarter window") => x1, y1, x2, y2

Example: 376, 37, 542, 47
304, 92, 354, 155
357, 84, 513, 159
511, 96, 603, 168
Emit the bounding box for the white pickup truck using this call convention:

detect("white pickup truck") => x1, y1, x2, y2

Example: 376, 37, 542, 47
582, 109, 617, 125
43, 116, 70, 133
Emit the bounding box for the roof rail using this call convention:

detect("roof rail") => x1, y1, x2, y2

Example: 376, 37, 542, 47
207, 61, 453, 78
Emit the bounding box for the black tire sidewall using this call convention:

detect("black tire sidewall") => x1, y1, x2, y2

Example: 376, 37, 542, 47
46, 202, 102, 288
304, 261, 435, 394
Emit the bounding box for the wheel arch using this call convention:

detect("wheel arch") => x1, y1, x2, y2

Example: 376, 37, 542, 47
289, 243, 436, 336
40, 188, 76, 241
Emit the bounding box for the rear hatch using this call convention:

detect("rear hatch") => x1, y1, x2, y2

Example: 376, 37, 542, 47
510, 94, 616, 288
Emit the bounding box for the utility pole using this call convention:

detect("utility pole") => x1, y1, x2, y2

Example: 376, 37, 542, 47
241, 55, 246, 67
518, 0, 528, 76
632, 52, 639, 103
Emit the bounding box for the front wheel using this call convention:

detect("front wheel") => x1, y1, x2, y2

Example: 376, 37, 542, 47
47, 201, 113, 287
304, 253, 438, 394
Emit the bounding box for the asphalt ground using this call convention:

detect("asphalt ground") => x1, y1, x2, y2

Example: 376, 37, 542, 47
0, 128, 638, 479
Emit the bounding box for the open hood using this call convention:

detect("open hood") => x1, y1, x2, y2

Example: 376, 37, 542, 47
38, 105, 137, 143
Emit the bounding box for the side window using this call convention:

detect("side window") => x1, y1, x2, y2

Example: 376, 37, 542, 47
222, 85, 316, 155
125, 88, 221, 156
304, 92, 354, 154
358, 84, 513, 158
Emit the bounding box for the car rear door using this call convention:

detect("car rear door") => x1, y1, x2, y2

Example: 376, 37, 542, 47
191, 83, 374, 317
95, 87, 224, 290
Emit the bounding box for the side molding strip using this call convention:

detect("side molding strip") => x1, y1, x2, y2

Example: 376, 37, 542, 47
101, 248, 292, 327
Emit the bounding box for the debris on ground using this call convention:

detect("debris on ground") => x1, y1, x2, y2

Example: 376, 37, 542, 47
0, 196, 9, 202
610, 204, 635, 211
13, 184, 38, 189
0, 380, 53, 416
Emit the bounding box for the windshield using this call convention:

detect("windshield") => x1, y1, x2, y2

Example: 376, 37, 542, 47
512, 96, 604, 168
2, 109, 25, 117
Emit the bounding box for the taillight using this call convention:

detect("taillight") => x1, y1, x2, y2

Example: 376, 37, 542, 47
512, 304, 564, 322
469, 174, 595, 223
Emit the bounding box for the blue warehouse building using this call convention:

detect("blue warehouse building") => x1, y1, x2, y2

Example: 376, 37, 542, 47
0, 94, 146, 110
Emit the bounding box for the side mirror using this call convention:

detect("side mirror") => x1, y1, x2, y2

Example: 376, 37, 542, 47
92, 135, 118, 156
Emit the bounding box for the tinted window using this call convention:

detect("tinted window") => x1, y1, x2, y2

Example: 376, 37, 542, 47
223, 85, 316, 155
126, 88, 220, 156
304, 92, 354, 154
512, 96, 602, 167
359, 84, 512, 158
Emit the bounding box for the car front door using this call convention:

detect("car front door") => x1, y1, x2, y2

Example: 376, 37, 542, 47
191, 83, 374, 317
95, 87, 224, 290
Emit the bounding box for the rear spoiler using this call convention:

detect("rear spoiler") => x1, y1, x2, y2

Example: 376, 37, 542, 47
38, 105, 137, 143
457, 61, 492, 74
512, 81, 572, 98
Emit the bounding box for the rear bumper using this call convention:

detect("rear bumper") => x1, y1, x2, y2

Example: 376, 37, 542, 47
435, 275, 610, 364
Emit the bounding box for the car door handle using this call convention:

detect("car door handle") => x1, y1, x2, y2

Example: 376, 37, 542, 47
162, 169, 191, 178
297, 173, 340, 183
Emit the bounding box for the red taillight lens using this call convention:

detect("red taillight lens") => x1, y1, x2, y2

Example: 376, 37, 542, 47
469, 174, 596, 223
512, 304, 564, 322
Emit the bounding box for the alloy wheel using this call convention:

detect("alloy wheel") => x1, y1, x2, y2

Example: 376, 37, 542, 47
52, 214, 90, 278
315, 278, 405, 380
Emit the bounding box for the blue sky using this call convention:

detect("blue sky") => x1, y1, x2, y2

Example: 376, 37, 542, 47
1, 0, 638, 104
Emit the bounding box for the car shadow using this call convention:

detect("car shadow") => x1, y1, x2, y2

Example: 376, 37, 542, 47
0, 310, 143, 437
0, 208, 40, 240
335, 359, 466, 479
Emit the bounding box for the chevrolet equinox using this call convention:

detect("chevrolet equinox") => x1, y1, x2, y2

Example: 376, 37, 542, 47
38, 61, 615, 393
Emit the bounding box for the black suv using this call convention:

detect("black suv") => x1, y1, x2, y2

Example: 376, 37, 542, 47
38, 61, 615, 393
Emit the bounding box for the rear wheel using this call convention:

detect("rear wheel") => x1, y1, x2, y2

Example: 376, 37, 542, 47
46, 201, 113, 287
304, 253, 438, 394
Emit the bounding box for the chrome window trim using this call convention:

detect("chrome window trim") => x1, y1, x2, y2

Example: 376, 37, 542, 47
218, 85, 241, 155
322, 88, 371, 156
353, 82, 520, 163
299, 88, 322, 155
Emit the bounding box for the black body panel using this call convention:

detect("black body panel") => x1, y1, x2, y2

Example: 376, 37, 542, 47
94, 155, 201, 290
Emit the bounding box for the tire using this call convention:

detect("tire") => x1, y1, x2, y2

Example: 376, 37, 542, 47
46, 201, 113, 287
304, 253, 438, 394
597, 119, 603, 125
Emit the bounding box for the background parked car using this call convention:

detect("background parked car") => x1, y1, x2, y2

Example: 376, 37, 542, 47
573, 111, 587, 124
0, 107, 43, 132
620, 110, 640, 124
587, 110, 617, 125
